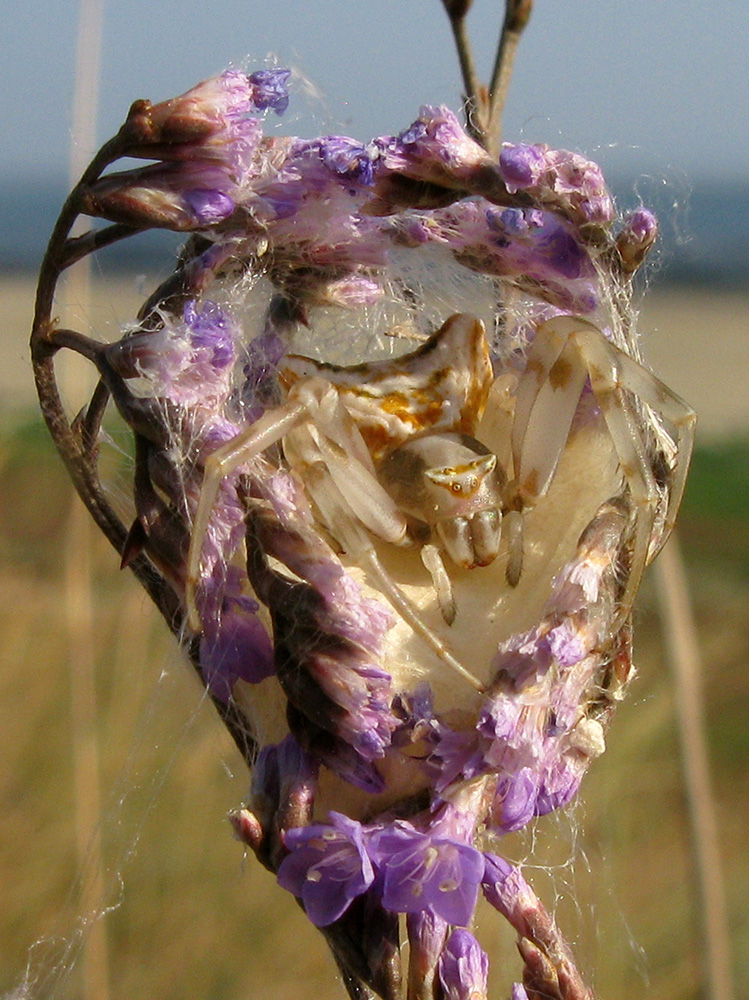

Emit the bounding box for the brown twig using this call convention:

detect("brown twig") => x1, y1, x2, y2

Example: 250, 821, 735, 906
485, 0, 533, 156
441, 0, 534, 154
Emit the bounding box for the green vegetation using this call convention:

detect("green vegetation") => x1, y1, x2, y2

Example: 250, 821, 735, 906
1, 425, 746, 1000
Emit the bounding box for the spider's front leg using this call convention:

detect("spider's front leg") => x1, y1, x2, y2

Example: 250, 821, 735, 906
186, 377, 484, 690
185, 375, 409, 631
185, 390, 316, 631
507, 315, 695, 621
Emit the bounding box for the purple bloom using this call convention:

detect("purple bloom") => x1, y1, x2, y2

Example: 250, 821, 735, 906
123, 69, 285, 173
535, 758, 582, 816
199, 585, 274, 701
417, 200, 599, 313
367, 820, 484, 927
84, 160, 239, 231
250, 735, 318, 835
547, 620, 588, 667
438, 929, 489, 1000
624, 206, 657, 243
492, 768, 539, 832
248, 68, 291, 115
374, 105, 492, 194
104, 299, 240, 415
306, 135, 375, 186
499, 144, 546, 190
481, 852, 532, 925
183, 188, 235, 225
183, 300, 237, 369
499, 142, 614, 224
277, 812, 374, 927
617, 206, 659, 271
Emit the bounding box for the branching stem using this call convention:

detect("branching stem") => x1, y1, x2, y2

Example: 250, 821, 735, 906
441, 0, 533, 153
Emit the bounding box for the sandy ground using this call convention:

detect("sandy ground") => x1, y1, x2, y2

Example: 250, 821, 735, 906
4, 274, 749, 440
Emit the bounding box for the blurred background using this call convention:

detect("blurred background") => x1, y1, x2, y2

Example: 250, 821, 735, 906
1, 1, 748, 998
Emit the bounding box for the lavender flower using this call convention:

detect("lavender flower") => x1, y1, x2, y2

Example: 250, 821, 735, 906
247, 68, 292, 114
83, 161, 239, 230
499, 142, 614, 224
438, 929, 489, 1000
198, 570, 274, 701
367, 819, 484, 927
277, 812, 374, 926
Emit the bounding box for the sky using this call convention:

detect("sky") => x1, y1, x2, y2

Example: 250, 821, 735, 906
3, 0, 749, 188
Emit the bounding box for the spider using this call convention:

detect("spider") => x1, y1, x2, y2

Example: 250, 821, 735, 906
184, 312, 695, 692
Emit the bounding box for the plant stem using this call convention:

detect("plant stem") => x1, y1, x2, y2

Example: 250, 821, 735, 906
654, 537, 735, 1000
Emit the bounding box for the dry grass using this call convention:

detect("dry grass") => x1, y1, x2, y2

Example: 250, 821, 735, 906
1, 421, 746, 1000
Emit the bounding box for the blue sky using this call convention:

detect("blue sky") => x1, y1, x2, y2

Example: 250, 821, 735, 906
4, 0, 749, 184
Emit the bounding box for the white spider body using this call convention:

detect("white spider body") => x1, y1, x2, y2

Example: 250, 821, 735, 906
185, 312, 694, 695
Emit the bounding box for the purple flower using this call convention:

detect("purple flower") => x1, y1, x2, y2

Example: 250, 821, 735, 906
277, 812, 374, 926
367, 820, 484, 927
431, 725, 487, 793
248, 68, 291, 115
547, 620, 588, 667
114, 299, 239, 407
492, 768, 539, 832
406, 200, 599, 313
123, 69, 284, 170
199, 584, 274, 701
183, 188, 235, 225
84, 161, 238, 231
481, 852, 533, 926
438, 928, 489, 1000
250, 735, 318, 834
499, 144, 546, 190
499, 142, 614, 224
298, 135, 376, 187
534, 757, 582, 816
373, 105, 492, 196
617, 206, 659, 271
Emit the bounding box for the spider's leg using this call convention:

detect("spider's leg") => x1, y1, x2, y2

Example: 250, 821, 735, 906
355, 536, 483, 692
506, 317, 592, 584
586, 343, 696, 559
312, 432, 410, 546
572, 326, 695, 625
293, 387, 410, 547
512, 337, 590, 505
305, 464, 483, 692
421, 542, 457, 625
185, 395, 311, 631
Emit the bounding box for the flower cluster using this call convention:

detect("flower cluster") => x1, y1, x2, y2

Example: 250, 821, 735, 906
83, 68, 292, 229
62, 67, 688, 1000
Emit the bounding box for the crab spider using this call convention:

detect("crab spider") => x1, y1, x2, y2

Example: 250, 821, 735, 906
184, 312, 694, 689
